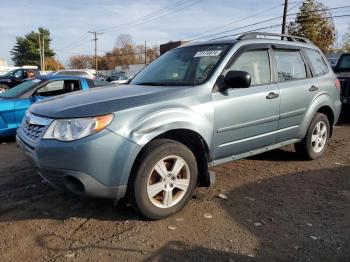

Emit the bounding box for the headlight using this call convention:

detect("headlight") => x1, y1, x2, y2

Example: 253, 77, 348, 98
43, 114, 114, 141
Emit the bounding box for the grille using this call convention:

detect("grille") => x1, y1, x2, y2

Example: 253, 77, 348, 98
21, 120, 46, 143
339, 77, 350, 97
18, 112, 52, 144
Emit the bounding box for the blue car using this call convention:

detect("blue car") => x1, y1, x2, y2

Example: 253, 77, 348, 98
0, 76, 112, 137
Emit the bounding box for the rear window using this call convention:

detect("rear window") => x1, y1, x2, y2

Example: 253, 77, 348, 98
304, 49, 329, 76
274, 50, 307, 82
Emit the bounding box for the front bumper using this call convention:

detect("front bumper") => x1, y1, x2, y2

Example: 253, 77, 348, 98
16, 129, 141, 200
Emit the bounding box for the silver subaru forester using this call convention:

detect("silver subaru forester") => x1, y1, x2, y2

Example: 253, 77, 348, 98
17, 32, 341, 219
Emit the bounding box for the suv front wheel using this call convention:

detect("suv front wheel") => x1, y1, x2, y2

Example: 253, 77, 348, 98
295, 113, 330, 160
131, 139, 198, 220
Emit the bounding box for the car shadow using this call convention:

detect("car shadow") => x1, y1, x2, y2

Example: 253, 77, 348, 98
248, 147, 300, 162
0, 179, 141, 222
218, 165, 350, 261
139, 166, 350, 261
0, 136, 16, 143
33, 166, 349, 261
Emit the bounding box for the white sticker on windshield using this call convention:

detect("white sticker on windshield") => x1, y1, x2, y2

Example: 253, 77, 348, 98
194, 50, 222, 57
32, 79, 41, 83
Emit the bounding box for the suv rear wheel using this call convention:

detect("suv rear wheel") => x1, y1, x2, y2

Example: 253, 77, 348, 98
0, 84, 9, 94
295, 113, 330, 160
131, 139, 198, 220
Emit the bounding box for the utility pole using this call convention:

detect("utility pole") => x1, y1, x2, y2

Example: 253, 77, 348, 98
282, 0, 288, 35
144, 41, 147, 65
38, 33, 42, 70
42, 33, 45, 71
88, 31, 103, 71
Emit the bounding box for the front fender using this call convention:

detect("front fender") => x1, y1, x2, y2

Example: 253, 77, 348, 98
114, 108, 214, 149
298, 93, 340, 139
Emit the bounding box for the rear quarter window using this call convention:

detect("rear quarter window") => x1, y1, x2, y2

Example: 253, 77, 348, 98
304, 49, 329, 77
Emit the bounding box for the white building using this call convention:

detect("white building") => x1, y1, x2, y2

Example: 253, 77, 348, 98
115, 64, 146, 76
0, 58, 7, 67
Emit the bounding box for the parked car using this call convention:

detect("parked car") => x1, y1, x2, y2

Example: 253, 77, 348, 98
111, 75, 133, 85
17, 32, 341, 219
333, 53, 350, 106
0, 76, 112, 137
0, 67, 40, 93
51, 69, 97, 79
328, 57, 339, 68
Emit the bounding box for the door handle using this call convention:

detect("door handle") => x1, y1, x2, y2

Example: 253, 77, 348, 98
309, 85, 319, 92
266, 92, 279, 99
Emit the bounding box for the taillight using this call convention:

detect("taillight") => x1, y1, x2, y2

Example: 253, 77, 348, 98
335, 79, 341, 93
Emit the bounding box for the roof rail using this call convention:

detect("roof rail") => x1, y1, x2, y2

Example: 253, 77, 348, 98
237, 32, 312, 44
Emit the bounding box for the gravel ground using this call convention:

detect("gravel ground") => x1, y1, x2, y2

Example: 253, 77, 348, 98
0, 112, 349, 262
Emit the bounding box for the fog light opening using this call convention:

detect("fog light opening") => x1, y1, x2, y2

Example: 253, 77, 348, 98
64, 176, 85, 194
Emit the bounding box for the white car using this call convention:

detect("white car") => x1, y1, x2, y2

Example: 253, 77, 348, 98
111, 75, 133, 85
51, 69, 97, 79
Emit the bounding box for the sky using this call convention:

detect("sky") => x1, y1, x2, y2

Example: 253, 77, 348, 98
0, 0, 349, 66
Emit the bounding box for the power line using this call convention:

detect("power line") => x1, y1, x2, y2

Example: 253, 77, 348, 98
55, 33, 90, 51
55, 0, 197, 53
209, 14, 350, 41
188, 1, 303, 41
187, 3, 286, 40
97, 0, 199, 33
96, 0, 190, 32
190, 5, 350, 41
209, 24, 282, 41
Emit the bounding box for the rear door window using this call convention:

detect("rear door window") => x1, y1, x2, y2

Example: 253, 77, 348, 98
274, 50, 307, 82
36, 80, 80, 97
226, 49, 271, 86
304, 49, 329, 76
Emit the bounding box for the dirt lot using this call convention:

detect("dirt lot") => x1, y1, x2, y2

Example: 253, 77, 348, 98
0, 113, 349, 262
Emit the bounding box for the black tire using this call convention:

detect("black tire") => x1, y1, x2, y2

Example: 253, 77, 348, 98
131, 139, 198, 220
0, 84, 9, 94
295, 113, 330, 160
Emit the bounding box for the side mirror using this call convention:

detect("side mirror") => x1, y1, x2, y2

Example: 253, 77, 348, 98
223, 70, 251, 89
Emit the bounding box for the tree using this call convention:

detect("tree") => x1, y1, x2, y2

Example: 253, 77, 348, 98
69, 55, 92, 69
70, 34, 160, 70
45, 57, 64, 71
10, 27, 55, 68
116, 34, 134, 49
341, 23, 350, 52
288, 0, 336, 54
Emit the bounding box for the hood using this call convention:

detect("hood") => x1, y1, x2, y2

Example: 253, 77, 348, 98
29, 84, 188, 118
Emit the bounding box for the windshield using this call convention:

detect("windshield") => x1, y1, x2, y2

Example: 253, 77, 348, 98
337, 55, 350, 70
131, 44, 231, 86
0, 79, 41, 98
3, 69, 18, 77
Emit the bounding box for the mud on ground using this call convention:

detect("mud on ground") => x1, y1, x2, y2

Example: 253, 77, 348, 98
0, 112, 349, 261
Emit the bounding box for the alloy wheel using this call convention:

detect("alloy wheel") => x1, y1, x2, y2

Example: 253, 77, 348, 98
311, 121, 328, 153
147, 155, 190, 209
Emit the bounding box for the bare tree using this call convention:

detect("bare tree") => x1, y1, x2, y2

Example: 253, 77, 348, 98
69, 55, 92, 69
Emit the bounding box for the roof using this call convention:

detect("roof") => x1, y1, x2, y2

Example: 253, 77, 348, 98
34, 75, 88, 81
